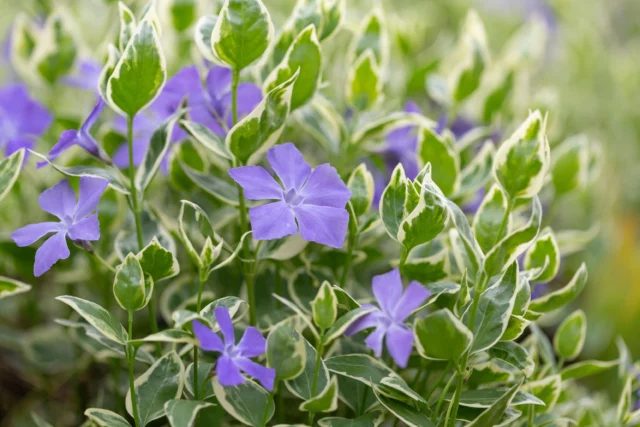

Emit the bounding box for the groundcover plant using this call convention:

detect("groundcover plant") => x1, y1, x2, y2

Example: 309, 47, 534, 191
0, 0, 636, 426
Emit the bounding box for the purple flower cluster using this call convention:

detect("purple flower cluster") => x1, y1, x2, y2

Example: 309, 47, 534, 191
192, 307, 275, 390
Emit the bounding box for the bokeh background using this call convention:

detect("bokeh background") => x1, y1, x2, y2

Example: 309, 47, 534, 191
1, 0, 639, 424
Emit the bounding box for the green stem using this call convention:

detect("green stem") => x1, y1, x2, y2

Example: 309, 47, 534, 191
126, 115, 144, 251
425, 361, 452, 401
91, 251, 116, 273
127, 311, 141, 427
308, 332, 325, 426
193, 272, 205, 400
262, 380, 278, 426
231, 69, 239, 125
435, 371, 457, 418
528, 404, 535, 427
446, 367, 464, 427
339, 232, 357, 288
274, 263, 282, 309
494, 198, 514, 245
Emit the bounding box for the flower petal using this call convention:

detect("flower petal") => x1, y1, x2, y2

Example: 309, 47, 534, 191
11, 222, 60, 246
5, 137, 35, 156
39, 179, 76, 220
152, 66, 203, 116
372, 269, 403, 316
47, 130, 79, 162
192, 320, 224, 352
237, 327, 266, 358
293, 204, 348, 249
386, 324, 414, 368
266, 143, 311, 192
222, 83, 262, 127
344, 308, 380, 336
205, 66, 232, 106
74, 177, 109, 219
216, 355, 245, 386
364, 327, 386, 358
299, 164, 351, 208
228, 166, 283, 200
68, 214, 100, 241
235, 357, 276, 391
34, 231, 70, 277
214, 307, 235, 345
112, 138, 149, 168
392, 281, 431, 322
249, 201, 297, 241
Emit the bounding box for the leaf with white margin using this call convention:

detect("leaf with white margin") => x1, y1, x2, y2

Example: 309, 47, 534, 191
522, 375, 561, 412
465, 380, 524, 427
555, 224, 599, 256
129, 329, 196, 346
264, 25, 321, 111
351, 111, 434, 146
379, 164, 407, 242
483, 196, 542, 278
180, 119, 232, 161
226, 71, 298, 165
500, 315, 529, 341
458, 141, 495, 195
524, 227, 560, 283
473, 185, 510, 253
493, 110, 550, 200
528, 264, 587, 313
449, 388, 544, 408
296, 96, 346, 153
32, 13, 77, 84
213, 377, 274, 426
286, 337, 329, 400
299, 375, 338, 412
351, 10, 387, 66
347, 50, 382, 111
372, 387, 434, 427
347, 163, 375, 218
56, 296, 128, 344
113, 253, 147, 311
323, 306, 376, 346
551, 134, 590, 196
488, 341, 534, 378
319, 0, 344, 41
0, 149, 24, 202
272, 294, 319, 340
554, 309, 586, 361
325, 354, 425, 403
401, 248, 449, 284
560, 359, 618, 381
318, 412, 383, 427
136, 237, 180, 282
417, 128, 460, 196
0, 276, 31, 300
118, 2, 136, 51
107, 18, 167, 117
267, 318, 306, 381
85, 408, 131, 427
173, 296, 248, 329
194, 15, 218, 62
446, 199, 484, 278
126, 351, 185, 426
164, 399, 217, 427
414, 309, 472, 363
211, 0, 274, 70
618, 374, 633, 424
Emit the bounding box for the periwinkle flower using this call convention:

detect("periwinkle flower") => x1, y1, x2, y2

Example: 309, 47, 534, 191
345, 268, 430, 368
11, 177, 109, 277
0, 84, 52, 156
61, 59, 102, 92
192, 307, 275, 390
229, 143, 351, 249
43, 99, 109, 164
382, 101, 422, 180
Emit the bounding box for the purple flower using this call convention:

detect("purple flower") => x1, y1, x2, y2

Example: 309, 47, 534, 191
229, 143, 351, 249
192, 307, 275, 390
345, 269, 430, 368
42, 99, 109, 165
61, 59, 102, 92
382, 101, 422, 180
11, 177, 109, 277
0, 84, 52, 156
435, 114, 476, 139
190, 66, 262, 135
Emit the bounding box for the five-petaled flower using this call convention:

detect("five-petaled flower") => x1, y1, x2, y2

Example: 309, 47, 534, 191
192, 307, 275, 390
0, 84, 52, 156
345, 268, 430, 368
11, 177, 109, 277
229, 143, 351, 249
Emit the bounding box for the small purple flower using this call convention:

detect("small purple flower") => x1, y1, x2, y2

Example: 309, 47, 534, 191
345, 269, 430, 368
0, 84, 52, 156
192, 307, 275, 390
43, 99, 109, 165
61, 59, 102, 92
435, 114, 476, 139
229, 143, 351, 249
381, 101, 422, 180
11, 177, 109, 277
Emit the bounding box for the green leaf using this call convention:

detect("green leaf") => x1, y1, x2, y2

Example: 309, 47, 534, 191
347, 50, 382, 111
0, 149, 24, 202
166, 0, 198, 32
379, 164, 407, 242
482, 69, 515, 123
352, 11, 386, 65
126, 351, 185, 426
417, 128, 459, 196
181, 119, 233, 161
493, 110, 550, 200
211, 0, 274, 70
85, 408, 131, 427
318, 412, 383, 427
618, 375, 633, 424
463, 262, 519, 353
264, 25, 322, 111
9, 14, 37, 78
32, 13, 77, 84
551, 135, 589, 196
523, 375, 561, 412
113, 253, 147, 312
501, 315, 529, 341
118, 2, 137, 50
286, 337, 329, 400
347, 163, 374, 217
194, 15, 217, 62
56, 296, 128, 344
98, 44, 121, 103
351, 112, 434, 146
129, 329, 196, 346
524, 227, 560, 283
319, 0, 344, 40
488, 341, 534, 377
325, 354, 424, 403
466, 380, 523, 427
401, 249, 448, 284
136, 111, 182, 193
136, 237, 180, 282
457, 142, 495, 198
483, 197, 542, 278
450, 11, 488, 103
560, 359, 618, 381
414, 309, 472, 363
267, 318, 306, 381
372, 388, 434, 427
272, 294, 319, 341
226, 71, 298, 165
323, 306, 376, 345
213, 377, 274, 426
185, 362, 214, 400
446, 200, 483, 280
398, 165, 449, 251
107, 19, 167, 117
181, 162, 239, 206
164, 399, 217, 427
0, 276, 31, 300
312, 281, 338, 330
296, 97, 346, 153
450, 387, 543, 408
528, 263, 588, 313
300, 375, 338, 412
554, 309, 586, 361
473, 185, 510, 253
